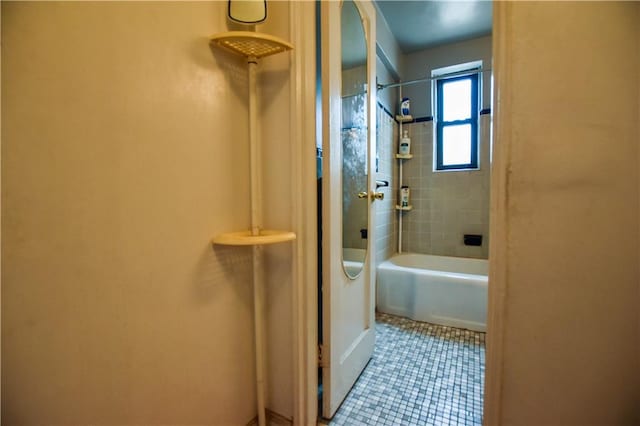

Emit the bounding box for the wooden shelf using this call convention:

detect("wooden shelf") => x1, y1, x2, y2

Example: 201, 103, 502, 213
395, 115, 413, 123
395, 205, 413, 211
213, 229, 296, 246
395, 153, 413, 159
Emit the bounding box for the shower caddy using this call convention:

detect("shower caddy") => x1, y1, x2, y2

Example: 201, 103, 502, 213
210, 31, 294, 426
395, 84, 413, 253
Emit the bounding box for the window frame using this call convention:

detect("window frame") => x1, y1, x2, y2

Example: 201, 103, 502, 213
435, 72, 479, 171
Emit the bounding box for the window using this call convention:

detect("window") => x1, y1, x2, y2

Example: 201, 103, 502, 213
435, 72, 479, 170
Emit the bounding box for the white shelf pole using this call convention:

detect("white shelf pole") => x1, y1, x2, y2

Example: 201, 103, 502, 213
249, 57, 261, 238
248, 56, 267, 426
252, 244, 267, 426
397, 83, 403, 254
398, 160, 403, 254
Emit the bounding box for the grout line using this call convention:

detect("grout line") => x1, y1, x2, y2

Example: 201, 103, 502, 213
328, 313, 485, 426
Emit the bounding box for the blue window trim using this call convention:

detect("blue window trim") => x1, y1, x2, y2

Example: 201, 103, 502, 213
435, 73, 479, 170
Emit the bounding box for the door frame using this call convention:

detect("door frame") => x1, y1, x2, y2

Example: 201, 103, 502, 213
289, 1, 508, 425
482, 2, 509, 424
288, 1, 321, 425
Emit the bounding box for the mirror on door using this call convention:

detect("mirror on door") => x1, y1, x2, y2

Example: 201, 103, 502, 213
341, 0, 368, 278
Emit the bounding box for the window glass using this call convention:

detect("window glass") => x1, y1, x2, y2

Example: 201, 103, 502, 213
435, 71, 479, 171
442, 79, 471, 121
442, 124, 472, 165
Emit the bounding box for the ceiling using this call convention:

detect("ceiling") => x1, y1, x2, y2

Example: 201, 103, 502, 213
374, 0, 492, 53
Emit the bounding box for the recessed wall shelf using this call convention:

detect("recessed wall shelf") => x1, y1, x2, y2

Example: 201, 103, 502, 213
395, 153, 413, 159
395, 205, 413, 211
395, 114, 413, 123
213, 230, 296, 246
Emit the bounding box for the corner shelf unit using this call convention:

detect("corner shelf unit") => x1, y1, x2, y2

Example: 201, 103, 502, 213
209, 31, 296, 248
395, 114, 413, 123
395, 153, 413, 160
209, 30, 294, 426
395, 99, 413, 253
212, 230, 296, 246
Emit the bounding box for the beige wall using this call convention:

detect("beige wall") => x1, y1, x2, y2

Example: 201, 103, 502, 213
376, 56, 398, 120
491, 2, 640, 424
2, 1, 295, 424
403, 35, 492, 119
373, 4, 403, 80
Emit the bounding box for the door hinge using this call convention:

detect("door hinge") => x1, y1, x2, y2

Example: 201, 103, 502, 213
318, 344, 328, 367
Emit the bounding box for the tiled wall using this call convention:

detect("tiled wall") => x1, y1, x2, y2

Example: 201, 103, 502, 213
373, 35, 493, 261
399, 114, 491, 259
373, 55, 399, 268
347, 67, 492, 263
374, 105, 399, 266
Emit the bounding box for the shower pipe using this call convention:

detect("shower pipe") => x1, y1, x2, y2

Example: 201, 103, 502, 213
378, 68, 493, 90
397, 82, 405, 253
343, 66, 492, 98
341, 67, 492, 96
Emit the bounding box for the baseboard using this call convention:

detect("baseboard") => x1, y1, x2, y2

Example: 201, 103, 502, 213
246, 409, 293, 426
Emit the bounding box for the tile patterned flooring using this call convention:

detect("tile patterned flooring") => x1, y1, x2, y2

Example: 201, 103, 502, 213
327, 312, 485, 426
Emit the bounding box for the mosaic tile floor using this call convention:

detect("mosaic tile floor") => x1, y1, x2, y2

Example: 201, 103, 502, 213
327, 312, 485, 426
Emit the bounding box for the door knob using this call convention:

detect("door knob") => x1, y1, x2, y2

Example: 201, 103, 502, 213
358, 191, 384, 200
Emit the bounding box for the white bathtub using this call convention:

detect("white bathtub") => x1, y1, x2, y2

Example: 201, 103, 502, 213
377, 253, 488, 332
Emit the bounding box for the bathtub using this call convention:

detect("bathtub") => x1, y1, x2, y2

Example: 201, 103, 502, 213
377, 253, 488, 332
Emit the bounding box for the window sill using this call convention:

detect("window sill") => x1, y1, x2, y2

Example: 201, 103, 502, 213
433, 167, 481, 173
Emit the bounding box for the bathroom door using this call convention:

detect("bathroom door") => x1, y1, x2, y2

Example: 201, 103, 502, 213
320, 0, 377, 419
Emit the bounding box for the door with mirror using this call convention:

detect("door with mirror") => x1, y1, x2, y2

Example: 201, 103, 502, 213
321, 0, 377, 418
